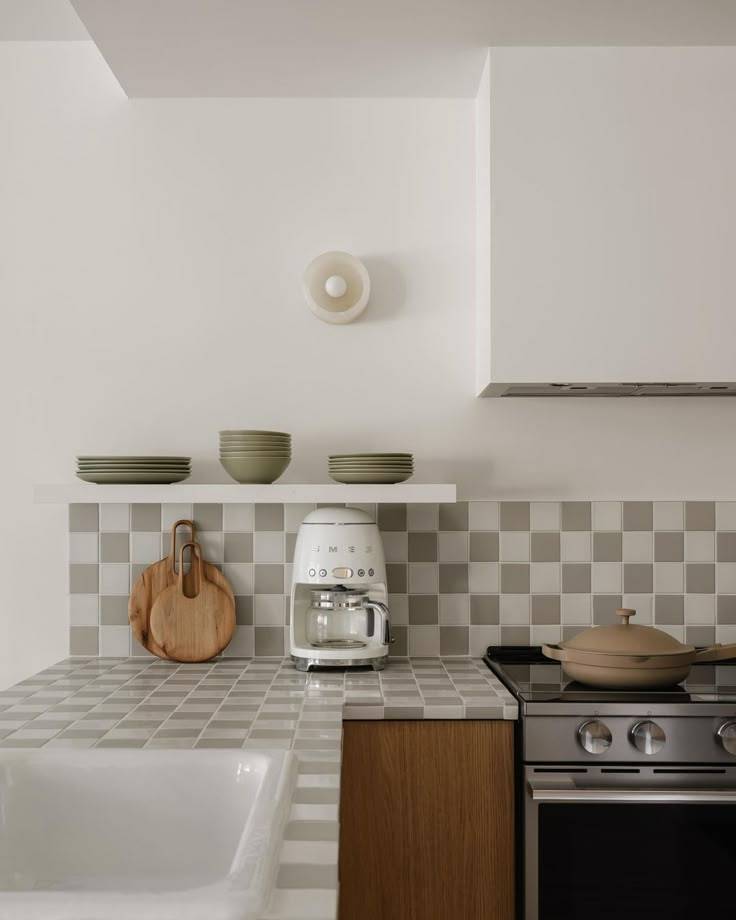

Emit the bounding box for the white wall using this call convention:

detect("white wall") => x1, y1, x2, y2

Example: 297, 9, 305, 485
2, 41, 736, 686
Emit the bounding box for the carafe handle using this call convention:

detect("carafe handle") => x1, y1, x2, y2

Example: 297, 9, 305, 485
365, 601, 392, 646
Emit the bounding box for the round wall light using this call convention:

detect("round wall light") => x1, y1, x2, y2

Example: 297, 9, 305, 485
303, 251, 370, 324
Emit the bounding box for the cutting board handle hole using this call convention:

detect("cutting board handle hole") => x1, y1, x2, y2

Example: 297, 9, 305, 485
179, 542, 202, 599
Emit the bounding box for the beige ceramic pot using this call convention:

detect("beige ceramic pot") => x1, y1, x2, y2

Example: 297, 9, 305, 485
543, 608, 736, 689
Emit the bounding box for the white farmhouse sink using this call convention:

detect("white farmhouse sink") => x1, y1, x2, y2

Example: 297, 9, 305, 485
0, 748, 296, 920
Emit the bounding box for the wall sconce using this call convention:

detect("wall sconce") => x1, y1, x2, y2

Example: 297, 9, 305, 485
303, 251, 370, 324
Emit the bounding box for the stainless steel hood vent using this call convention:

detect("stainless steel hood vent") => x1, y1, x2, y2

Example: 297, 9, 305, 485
496, 383, 736, 397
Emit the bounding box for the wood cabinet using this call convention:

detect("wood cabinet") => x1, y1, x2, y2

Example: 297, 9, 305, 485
338, 720, 515, 920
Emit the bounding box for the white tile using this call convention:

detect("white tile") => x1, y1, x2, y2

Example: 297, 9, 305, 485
198, 531, 224, 563
283, 504, 314, 532
530, 563, 561, 594
717, 625, 736, 644
438, 532, 468, 562
468, 501, 498, 531
500, 532, 530, 562
98, 626, 130, 657
560, 532, 591, 562
408, 563, 438, 594
468, 562, 499, 593
131, 533, 161, 565
622, 594, 652, 623
99, 564, 130, 595
717, 502, 736, 531
69, 533, 98, 564
653, 562, 684, 594
407, 503, 438, 531
592, 502, 621, 531
388, 594, 408, 625
382, 532, 408, 562
254, 594, 286, 626
469, 625, 500, 657
653, 501, 684, 531
530, 502, 560, 531
254, 531, 284, 563
99, 503, 131, 532
718, 563, 736, 593
160, 503, 192, 531
222, 563, 254, 594
500, 595, 530, 625
408, 625, 439, 656
622, 532, 653, 562
685, 532, 715, 563
531, 625, 562, 645
591, 562, 621, 593
69, 595, 98, 626
439, 594, 470, 625
561, 594, 592, 624
224, 503, 256, 532
685, 595, 715, 624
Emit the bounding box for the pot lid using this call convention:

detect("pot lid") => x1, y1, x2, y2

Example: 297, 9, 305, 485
561, 608, 690, 658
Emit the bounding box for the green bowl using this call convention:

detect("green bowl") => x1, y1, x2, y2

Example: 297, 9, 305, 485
220, 456, 290, 484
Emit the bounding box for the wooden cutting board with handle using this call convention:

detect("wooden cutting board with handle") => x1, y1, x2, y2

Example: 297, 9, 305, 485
148, 542, 236, 662
128, 519, 234, 659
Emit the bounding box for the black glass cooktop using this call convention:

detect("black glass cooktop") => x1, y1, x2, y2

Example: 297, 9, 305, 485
484, 646, 736, 704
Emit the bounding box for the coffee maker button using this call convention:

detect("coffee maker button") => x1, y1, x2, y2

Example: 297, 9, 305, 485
319, 569, 327, 577
368, 568, 374, 577
357, 568, 365, 577
308, 568, 316, 577
332, 567, 353, 579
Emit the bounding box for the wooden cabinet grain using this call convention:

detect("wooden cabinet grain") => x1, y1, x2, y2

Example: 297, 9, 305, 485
338, 720, 514, 920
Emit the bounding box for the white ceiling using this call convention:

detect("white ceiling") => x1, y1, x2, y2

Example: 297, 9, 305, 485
4, 1, 736, 96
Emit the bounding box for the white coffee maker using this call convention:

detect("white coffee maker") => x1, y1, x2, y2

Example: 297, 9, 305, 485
290, 507, 392, 671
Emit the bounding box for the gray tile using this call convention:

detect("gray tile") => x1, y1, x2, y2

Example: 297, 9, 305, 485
624, 563, 653, 593
224, 533, 253, 563
276, 863, 338, 890
254, 564, 283, 594
235, 596, 253, 626
623, 502, 653, 531
438, 564, 468, 594
470, 595, 499, 625
69, 564, 99, 594
386, 564, 407, 593
390, 625, 407, 656
439, 502, 468, 531
562, 563, 591, 594
254, 627, 284, 656
500, 564, 530, 594
285, 532, 297, 562
593, 594, 623, 625
655, 595, 684, 624
717, 532, 736, 562
470, 532, 499, 562
254, 503, 284, 531
685, 501, 715, 531
655, 532, 684, 562
686, 626, 715, 647
408, 532, 437, 562
409, 596, 438, 625
501, 626, 530, 644
100, 533, 129, 563
500, 502, 530, 531
193, 503, 223, 532
531, 533, 560, 563
717, 596, 736, 624
69, 504, 98, 533
100, 596, 129, 626
70, 627, 99, 655
131, 504, 161, 532
561, 502, 591, 531
440, 626, 469, 655
686, 563, 715, 593
593, 532, 622, 562
377, 504, 406, 532
531, 595, 561, 625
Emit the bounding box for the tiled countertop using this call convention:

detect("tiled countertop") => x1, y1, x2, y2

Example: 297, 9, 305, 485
0, 657, 517, 920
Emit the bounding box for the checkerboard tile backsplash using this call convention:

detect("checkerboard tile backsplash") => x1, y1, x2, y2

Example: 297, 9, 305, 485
68, 501, 736, 659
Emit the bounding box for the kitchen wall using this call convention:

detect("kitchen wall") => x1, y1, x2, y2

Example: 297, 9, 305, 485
3, 41, 736, 686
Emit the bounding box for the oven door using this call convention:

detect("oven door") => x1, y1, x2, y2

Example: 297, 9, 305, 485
524, 765, 736, 920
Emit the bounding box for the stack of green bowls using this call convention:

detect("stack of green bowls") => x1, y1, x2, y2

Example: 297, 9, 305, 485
76, 456, 191, 484
328, 453, 414, 484
219, 431, 291, 483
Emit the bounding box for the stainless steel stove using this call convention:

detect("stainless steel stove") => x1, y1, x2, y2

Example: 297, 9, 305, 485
485, 646, 736, 920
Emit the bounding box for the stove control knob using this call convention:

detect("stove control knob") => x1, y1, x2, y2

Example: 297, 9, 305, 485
717, 721, 736, 756
577, 719, 612, 755
630, 720, 666, 755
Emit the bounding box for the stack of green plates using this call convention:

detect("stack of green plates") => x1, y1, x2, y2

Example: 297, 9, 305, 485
219, 430, 291, 483
76, 456, 191, 484
328, 453, 414, 484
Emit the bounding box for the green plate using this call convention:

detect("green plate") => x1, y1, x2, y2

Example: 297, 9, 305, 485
328, 454, 412, 460
219, 430, 290, 438
77, 456, 190, 462
329, 471, 413, 484
77, 471, 191, 484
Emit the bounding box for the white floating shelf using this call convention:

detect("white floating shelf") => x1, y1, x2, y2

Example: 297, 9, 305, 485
34, 483, 456, 505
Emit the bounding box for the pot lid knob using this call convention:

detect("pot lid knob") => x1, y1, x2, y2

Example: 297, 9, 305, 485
616, 608, 636, 625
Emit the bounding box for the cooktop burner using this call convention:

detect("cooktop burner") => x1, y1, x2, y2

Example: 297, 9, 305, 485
484, 646, 736, 704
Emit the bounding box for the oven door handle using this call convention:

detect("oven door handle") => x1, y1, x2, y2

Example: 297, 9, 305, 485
529, 783, 736, 804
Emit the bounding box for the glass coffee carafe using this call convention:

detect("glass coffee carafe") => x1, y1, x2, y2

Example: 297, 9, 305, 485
306, 588, 389, 650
